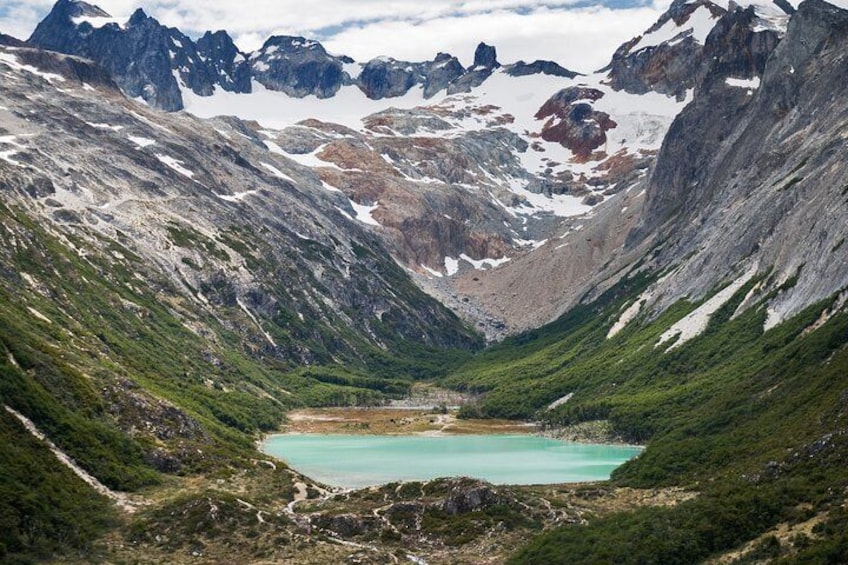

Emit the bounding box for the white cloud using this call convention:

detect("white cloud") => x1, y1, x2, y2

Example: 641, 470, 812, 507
320, 6, 662, 72
0, 0, 55, 41
1, 1, 668, 73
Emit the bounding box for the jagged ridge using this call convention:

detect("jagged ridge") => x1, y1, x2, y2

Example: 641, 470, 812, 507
28, 0, 578, 111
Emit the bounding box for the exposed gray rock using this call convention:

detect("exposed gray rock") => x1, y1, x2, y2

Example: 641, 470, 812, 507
472, 42, 500, 70
24, 177, 56, 199
0, 44, 483, 367
0, 33, 29, 47
422, 53, 466, 97
626, 0, 848, 327
504, 59, 579, 78
250, 35, 351, 98
604, 0, 784, 99
440, 482, 506, 514
30, 1, 186, 110
313, 514, 381, 537
28, 1, 577, 109
358, 57, 421, 99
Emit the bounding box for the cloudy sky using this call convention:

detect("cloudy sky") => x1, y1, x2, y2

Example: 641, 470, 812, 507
0, 0, 670, 72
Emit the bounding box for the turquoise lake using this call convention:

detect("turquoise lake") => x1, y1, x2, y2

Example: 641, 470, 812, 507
261, 434, 642, 489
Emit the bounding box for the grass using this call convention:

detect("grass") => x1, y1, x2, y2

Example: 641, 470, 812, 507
0, 199, 477, 562
1, 185, 846, 564
0, 408, 117, 563
438, 266, 848, 563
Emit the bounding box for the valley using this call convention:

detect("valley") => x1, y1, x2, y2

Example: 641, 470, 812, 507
1, 0, 848, 563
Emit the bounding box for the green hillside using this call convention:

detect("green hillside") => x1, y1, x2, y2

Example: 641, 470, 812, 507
441, 269, 848, 563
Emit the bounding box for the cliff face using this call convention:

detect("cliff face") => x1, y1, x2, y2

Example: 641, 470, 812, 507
604, 0, 786, 98
622, 0, 848, 329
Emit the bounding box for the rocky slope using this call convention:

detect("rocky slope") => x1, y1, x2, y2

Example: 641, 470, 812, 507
458, 0, 799, 332
604, 0, 788, 98
15, 0, 847, 343
24, 2, 693, 340
621, 0, 848, 331
23, 0, 845, 340
0, 44, 481, 363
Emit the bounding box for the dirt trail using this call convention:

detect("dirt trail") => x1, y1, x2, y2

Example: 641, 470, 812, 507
5, 405, 137, 513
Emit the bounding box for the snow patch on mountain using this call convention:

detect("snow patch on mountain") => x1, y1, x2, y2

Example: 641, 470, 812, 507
71, 15, 126, 29
725, 76, 761, 89
444, 257, 460, 276
349, 200, 381, 226
711, 0, 795, 31
507, 179, 591, 218
177, 56, 692, 232
127, 135, 156, 148
87, 122, 124, 131
155, 154, 195, 178
182, 80, 430, 131
217, 190, 259, 202
460, 253, 510, 270
0, 52, 65, 83
656, 265, 758, 350
631, 3, 719, 52
0, 135, 26, 167
261, 162, 296, 183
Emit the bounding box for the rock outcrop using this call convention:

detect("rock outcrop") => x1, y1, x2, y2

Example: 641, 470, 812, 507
0, 43, 482, 364
504, 59, 579, 78
604, 0, 786, 98
29, 0, 248, 110
535, 87, 617, 161
250, 36, 351, 99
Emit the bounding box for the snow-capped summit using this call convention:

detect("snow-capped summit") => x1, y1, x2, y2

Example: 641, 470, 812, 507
27, 0, 582, 111
249, 36, 353, 99
604, 0, 791, 98
29, 0, 247, 110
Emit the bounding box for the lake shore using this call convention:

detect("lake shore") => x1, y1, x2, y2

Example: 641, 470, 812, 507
268, 406, 643, 449
279, 406, 538, 436
262, 384, 642, 446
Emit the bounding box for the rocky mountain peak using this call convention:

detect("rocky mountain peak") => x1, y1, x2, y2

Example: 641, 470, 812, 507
358, 57, 419, 99
197, 29, 240, 61
128, 7, 150, 26
28, 0, 581, 109
604, 0, 787, 98
260, 35, 328, 56
249, 35, 349, 98
51, 0, 109, 19
472, 42, 500, 69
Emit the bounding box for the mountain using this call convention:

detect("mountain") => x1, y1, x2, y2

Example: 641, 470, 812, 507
460, 0, 846, 335
621, 0, 848, 329
29, 1, 577, 111
604, 0, 789, 97
3, 0, 848, 563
